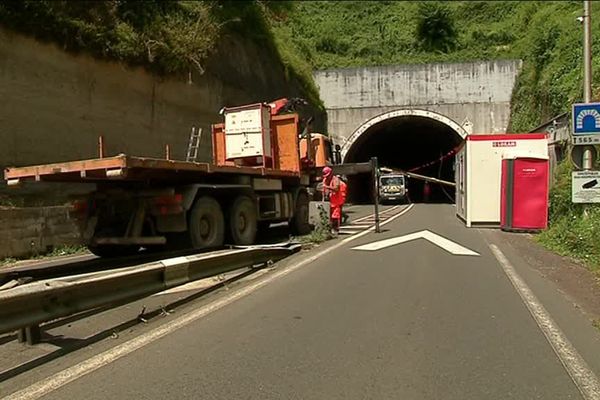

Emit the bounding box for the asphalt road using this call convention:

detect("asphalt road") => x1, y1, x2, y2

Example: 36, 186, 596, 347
6, 204, 600, 399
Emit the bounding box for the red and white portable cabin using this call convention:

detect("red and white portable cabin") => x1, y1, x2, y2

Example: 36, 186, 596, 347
455, 134, 549, 228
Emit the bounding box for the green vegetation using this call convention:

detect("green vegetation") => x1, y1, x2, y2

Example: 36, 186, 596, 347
4, 1, 598, 128
0, 1, 218, 74
296, 203, 332, 245
0, 244, 88, 268
415, 2, 458, 53
0, 0, 321, 107
536, 160, 600, 272
272, 1, 600, 131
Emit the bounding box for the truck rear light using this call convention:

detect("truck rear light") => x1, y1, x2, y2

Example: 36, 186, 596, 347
150, 194, 184, 216
71, 200, 88, 213
153, 193, 183, 206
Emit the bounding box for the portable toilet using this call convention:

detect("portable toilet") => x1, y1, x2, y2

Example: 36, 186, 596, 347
500, 156, 550, 232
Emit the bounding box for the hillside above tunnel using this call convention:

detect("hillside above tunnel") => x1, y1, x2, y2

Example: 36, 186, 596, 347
313, 60, 517, 204
272, 1, 600, 132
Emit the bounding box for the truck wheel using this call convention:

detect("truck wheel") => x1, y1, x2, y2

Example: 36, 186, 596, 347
189, 196, 225, 249
291, 191, 311, 235
229, 196, 257, 245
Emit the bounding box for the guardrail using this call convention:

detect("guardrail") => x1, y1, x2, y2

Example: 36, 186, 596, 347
0, 244, 300, 344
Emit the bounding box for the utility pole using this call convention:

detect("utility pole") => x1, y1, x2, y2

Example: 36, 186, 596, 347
583, 0, 595, 170
370, 157, 381, 233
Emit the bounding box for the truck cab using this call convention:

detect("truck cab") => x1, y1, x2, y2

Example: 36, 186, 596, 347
299, 133, 340, 168
379, 173, 407, 203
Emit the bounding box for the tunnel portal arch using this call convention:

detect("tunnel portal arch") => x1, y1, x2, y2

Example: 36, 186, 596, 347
341, 109, 468, 162
340, 108, 468, 204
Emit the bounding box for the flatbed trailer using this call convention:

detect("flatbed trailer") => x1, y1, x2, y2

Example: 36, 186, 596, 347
4, 110, 322, 257
4, 154, 303, 184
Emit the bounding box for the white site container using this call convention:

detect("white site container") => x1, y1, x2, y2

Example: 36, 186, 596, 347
224, 104, 272, 160
455, 134, 548, 227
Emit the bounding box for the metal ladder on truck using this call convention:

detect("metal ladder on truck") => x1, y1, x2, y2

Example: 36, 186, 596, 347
186, 127, 202, 162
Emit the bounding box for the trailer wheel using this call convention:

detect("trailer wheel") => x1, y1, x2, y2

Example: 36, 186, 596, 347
189, 196, 225, 249
229, 196, 258, 245
291, 191, 311, 235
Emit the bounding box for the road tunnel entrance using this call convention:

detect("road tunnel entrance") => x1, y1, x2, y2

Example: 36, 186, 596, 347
342, 110, 466, 204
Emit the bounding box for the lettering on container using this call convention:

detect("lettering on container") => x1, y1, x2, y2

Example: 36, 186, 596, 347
492, 141, 517, 147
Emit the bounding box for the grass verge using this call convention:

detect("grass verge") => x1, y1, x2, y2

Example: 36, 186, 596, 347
294, 204, 333, 247
536, 159, 600, 273
0, 244, 88, 268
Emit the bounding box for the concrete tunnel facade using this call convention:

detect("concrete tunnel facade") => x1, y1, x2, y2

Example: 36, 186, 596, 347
313, 60, 522, 204
342, 109, 467, 204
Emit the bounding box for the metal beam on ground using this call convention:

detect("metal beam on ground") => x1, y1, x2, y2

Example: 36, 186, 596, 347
380, 167, 456, 187
330, 162, 373, 176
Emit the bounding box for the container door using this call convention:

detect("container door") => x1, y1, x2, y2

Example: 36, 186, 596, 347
511, 158, 549, 230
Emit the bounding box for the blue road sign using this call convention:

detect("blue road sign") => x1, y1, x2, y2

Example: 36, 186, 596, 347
573, 103, 600, 135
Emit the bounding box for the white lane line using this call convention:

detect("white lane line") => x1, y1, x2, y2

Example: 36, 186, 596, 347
489, 244, 600, 400
4, 204, 414, 400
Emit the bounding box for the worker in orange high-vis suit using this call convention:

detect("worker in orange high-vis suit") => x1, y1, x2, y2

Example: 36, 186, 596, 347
322, 167, 347, 235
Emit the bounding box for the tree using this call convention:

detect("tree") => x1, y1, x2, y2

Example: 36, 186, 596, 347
415, 2, 457, 52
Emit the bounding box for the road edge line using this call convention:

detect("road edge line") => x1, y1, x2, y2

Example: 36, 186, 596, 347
488, 243, 600, 400
3, 204, 414, 400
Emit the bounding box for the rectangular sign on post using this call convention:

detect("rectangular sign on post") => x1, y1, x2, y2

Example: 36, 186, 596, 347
572, 171, 600, 203
572, 103, 600, 145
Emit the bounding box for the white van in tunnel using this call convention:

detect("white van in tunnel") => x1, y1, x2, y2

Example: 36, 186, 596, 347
378, 173, 408, 203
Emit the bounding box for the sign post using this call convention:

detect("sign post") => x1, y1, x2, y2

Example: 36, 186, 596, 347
370, 157, 381, 233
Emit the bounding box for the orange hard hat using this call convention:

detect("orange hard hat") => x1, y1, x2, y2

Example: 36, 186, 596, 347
322, 166, 332, 177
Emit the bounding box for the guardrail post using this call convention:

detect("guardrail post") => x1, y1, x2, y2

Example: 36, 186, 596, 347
371, 157, 381, 233
18, 325, 42, 345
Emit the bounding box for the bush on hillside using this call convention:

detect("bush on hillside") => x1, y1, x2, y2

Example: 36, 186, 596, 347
0, 0, 321, 107
415, 1, 458, 53
0, 0, 218, 74
537, 159, 600, 271
272, 1, 600, 131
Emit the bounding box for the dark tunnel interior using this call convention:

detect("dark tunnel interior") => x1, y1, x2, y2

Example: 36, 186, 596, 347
344, 116, 464, 204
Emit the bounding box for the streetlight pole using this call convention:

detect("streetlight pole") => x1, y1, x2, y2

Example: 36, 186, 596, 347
583, 0, 594, 170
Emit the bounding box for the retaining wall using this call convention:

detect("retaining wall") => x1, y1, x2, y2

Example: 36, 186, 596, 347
0, 206, 82, 259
